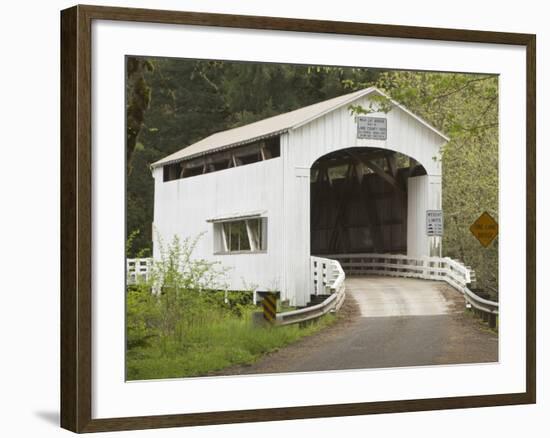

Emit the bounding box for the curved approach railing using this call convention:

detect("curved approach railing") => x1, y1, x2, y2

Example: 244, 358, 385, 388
276, 257, 346, 326
324, 253, 498, 321
127, 256, 347, 326
126, 254, 492, 326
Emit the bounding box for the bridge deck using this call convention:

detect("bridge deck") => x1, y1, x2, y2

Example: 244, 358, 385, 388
346, 276, 452, 317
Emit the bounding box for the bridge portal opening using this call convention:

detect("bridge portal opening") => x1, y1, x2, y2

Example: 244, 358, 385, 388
310, 147, 426, 256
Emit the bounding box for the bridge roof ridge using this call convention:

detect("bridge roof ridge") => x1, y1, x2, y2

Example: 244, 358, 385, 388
152, 86, 448, 168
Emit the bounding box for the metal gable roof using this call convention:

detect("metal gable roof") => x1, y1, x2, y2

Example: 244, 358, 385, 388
151, 87, 448, 168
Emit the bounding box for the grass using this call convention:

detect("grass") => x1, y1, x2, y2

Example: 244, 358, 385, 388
125, 236, 338, 380
127, 309, 336, 380
464, 308, 499, 334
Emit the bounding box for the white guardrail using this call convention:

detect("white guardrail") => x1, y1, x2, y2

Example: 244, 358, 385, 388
126, 253, 496, 327
127, 258, 153, 285
275, 256, 346, 326
324, 253, 499, 319
127, 256, 346, 326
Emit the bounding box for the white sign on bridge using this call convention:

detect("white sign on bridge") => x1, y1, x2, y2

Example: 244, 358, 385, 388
357, 116, 387, 140
426, 210, 443, 236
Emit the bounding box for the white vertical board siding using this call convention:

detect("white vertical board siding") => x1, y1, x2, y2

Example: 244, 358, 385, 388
407, 175, 429, 257
281, 133, 311, 306
282, 95, 445, 303
406, 175, 442, 257
428, 174, 443, 256
153, 158, 284, 293
152, 93, 446, 306
292, 95, 444, 175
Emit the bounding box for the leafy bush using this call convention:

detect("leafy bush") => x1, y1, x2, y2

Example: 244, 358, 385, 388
127, 234, 230, 342
208, 290, 255, 317
126, 233, 335, 380
126, 283, 160, 349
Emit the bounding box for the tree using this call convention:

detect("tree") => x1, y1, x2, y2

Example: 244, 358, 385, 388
374, 71, 499, 294
126, 57, 153, 175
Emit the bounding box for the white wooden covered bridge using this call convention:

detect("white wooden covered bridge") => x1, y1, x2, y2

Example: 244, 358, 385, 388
139, 86, 497, 325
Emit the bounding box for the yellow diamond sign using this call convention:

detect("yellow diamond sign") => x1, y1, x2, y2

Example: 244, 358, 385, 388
470, 212, 498, 248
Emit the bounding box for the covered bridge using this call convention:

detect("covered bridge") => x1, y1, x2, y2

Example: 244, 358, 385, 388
151, 87, 449, 307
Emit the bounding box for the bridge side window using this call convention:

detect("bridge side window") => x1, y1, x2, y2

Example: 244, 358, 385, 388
163, 162, 180, 182
214, 218, 267, 254
162, 137, 281, 182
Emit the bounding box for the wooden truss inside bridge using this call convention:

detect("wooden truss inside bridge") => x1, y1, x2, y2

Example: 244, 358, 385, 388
311, 147, 426, 256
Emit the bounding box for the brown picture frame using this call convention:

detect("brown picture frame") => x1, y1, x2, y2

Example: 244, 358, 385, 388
60, 4, 536, 433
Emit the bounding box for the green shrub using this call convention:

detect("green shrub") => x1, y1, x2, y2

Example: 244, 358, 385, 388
126, 284, 160, 349
207, 290, 255, 317
126, 234, 336, 380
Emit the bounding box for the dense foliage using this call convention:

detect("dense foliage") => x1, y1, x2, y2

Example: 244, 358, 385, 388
126, 236, 335, 380
126, 58, 498, 295
376, 72, 498, 294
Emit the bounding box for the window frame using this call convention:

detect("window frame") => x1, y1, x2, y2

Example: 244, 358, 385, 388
213, 216, 267, 255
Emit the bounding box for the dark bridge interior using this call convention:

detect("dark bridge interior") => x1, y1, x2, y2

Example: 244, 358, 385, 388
310, 147, 426, 255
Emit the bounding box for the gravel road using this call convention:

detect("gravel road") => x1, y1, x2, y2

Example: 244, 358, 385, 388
217, 276, 498, 376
